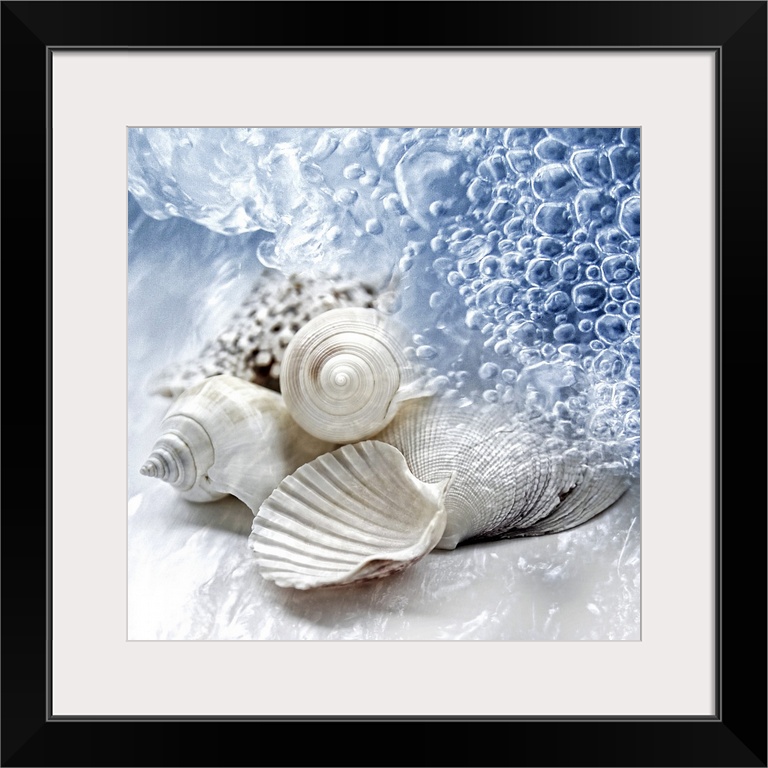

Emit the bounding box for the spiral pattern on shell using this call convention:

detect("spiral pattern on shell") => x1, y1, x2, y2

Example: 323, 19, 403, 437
140, 415, 218, 501
280, 307, 421, 443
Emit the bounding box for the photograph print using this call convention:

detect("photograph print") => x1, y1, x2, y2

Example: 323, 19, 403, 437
127, 127, 640, 641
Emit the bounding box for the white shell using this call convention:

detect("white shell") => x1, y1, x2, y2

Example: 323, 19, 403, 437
279, 307, 425, 443
374, 396, 630, 549
248, 441, 449, 589
140, 375, 335, 509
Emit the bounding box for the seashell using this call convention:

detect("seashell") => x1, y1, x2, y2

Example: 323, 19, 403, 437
374, 396, 631, 550
279, 307, 427, 444
247, 396, 630, 590
140, 374, 335, 508
248, 441, 449, 589
147, 270, 381, 399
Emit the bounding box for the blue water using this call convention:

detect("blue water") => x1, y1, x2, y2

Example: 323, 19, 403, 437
129, 127, 640, 474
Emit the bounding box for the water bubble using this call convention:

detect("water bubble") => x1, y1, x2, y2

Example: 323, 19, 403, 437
620, 335, 640, 363
429, 200, 447, 217
613, 382, 639, 410
553, 323, 577, 342
416, 345, 438, 360
570, 149, 606, 187
621, 127, 641, 146
559, 257, 580, 282
558, 343, 580, 360
446, 270, 464, 287
480, 256, 500, 277
501, 368, 518, 384
541, 343, 557, 359
601, 254, 637, 283
394, 139, 472, 230
483, 389, 500, 404
311, 133, 339, 161
574, 188, 611, 228
429, 375, 451, 394
574, 243, 599, 264
465, 309, 484, 329
584, 265, 601, 280
429, 291, 448, 310
430, 236, 447, 254
432, 256, 453, 274
544, 290, 570, 314
300, 161, 324, 184
504, 127, 546, 147
595, 314, 627, 344
623, 300, 640, 317
533, 202, 572, 236
342, 129, 371, 153
343, 163, 365, 180
365, 218, 383, 235
505, 148, 535, 174
609, 285, 629, 302
508, 320, 538, 344
526, 258, 558, 287
578, 318, 593, 333
534, 137, 569, 163
604, 301, 621, 314
592, 348, 625, 380
532, 164, 579, 201
334, 188, 358, 205
590, 406, 622, 439
619, 195, 641, 237
608, 145, 640, 182
494, 339, 514, 357
399, 254, 414, 272
467, 178, 492, 206
458, 258, 479, 279
623, 408, 640, 436
479, 362, 500, 379
595, 382, 613, 403
628, 277, 640, 298
571, 282, 608, 312
382, 193, 406, 215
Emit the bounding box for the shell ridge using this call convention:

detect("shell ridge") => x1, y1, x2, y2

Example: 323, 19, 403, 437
255, 503, 416, 550
278, 464, 410, 537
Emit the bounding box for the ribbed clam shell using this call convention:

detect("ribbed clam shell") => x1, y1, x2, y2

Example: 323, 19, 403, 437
248, 441, 449, 589
279, 307, 423, 444
141, 375, 335, 507
374, 397, 630, 549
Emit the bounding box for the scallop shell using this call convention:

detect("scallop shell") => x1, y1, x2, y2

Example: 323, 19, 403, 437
279, 307, 426, 444
248, 441, 449, 589
140, 375, 335, 508
374, 396, 631, 549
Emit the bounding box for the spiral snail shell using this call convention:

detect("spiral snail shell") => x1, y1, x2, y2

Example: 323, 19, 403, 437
140, 375, 335, 509
279, 307, 426, 444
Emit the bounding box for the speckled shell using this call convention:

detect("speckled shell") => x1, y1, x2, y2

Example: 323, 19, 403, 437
279, 307, 426, 443
373, 396, 631, 549
249, 441, 449, 589
140, 375, 336, 508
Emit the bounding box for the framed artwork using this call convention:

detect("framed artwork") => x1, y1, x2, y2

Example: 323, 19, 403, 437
7, 1, 765, 765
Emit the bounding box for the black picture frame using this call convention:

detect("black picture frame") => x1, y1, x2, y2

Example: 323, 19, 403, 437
4, 2, 765, 766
